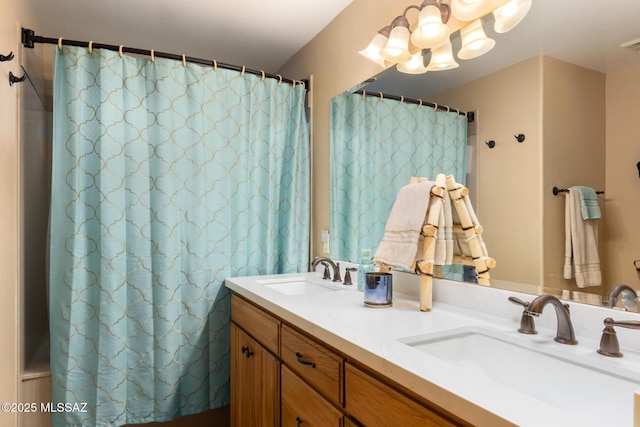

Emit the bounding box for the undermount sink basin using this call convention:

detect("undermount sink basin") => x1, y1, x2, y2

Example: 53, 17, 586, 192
255, 276, 340, 295
398, 327, 640, 410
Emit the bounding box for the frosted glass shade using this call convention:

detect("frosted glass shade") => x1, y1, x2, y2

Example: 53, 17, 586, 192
358, 33, 389, 67
426, 39, 459, 71
451, 0, 492, 21
411, 5, 451, 49
458, 19, 495, 59
397, 52, 428, 74
381, 25, 412, 63
493, 0, 532, 33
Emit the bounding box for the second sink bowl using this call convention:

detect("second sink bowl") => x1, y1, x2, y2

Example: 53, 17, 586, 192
398, 326, 640, 410
256, 276, 340, 295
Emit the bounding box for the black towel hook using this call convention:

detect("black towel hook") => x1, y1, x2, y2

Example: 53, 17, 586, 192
636, 161, 640, 178
514, 133, 525, 143
485, 140, 496, 149
0, 51, 14, 62
9, 71, 26, 86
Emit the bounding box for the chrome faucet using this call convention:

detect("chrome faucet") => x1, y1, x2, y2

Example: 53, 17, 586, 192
603, 284, 637, 309
525, 294, 578, 345
311, 257, 341, 282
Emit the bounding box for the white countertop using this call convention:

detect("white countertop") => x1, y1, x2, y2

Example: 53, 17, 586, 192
225, 270, 640, 427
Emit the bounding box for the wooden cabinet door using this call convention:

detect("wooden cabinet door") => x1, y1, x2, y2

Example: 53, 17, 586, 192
231, 323, 280, 427
281, 365, 343, 427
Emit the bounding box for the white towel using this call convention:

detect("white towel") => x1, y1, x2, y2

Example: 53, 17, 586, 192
564, 188, 601, 287
374, 181, 433, 270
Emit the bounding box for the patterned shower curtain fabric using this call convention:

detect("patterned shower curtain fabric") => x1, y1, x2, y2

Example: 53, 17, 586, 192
330, 91, 467, 262
49, 45, 310, 427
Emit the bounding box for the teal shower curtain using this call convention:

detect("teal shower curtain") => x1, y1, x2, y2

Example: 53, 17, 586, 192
330, 92, 467, 262
50, 46, 310, 427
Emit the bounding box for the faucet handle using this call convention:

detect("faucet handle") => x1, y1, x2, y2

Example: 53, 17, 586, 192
508, 296, 529, 308
604, 317, 640, 330
597, 317, 640, 358
344, 267, 357, 286
321, 262, 331, 280
508, 296, 537, 335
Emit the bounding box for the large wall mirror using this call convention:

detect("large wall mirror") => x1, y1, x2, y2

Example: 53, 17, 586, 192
330, 0, 640, 309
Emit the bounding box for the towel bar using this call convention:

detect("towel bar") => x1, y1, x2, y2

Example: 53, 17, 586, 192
552, 187, 604, 196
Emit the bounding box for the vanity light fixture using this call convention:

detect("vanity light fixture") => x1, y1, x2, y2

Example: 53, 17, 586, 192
358, 26, 392, 67
360, 0, 531, 75
397, 51, 430, 74
426, 39, 459, 71
451, 0, 493, 21
457, 19, 495, 60
411, 0, 451, 49
380, 15, 413, 63
493, 0, 532, 33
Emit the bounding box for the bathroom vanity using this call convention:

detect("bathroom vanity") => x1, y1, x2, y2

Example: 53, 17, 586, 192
226, 272, 640, 426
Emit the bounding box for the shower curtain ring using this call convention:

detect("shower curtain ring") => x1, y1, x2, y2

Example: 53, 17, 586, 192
88, 41, 93, 54
277, 74, 282, 84
119, 45, 124, 57
57, 37, 63, 51
212, 59, 217, 70
260, 70, 265, 81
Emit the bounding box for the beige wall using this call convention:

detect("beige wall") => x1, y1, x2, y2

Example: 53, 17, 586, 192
430, 56, 543, 286
541, 57, 606, 292
1, 2, 40, 427
605, 64, 640, 288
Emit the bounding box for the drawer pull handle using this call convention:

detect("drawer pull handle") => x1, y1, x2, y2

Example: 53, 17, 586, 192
241, 346, 254, 358
296, 416, 303, 426
295, 352, 315, 368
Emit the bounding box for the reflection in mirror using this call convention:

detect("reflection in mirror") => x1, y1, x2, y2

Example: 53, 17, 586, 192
329, 91, 468, 281
330, 0, 640, 309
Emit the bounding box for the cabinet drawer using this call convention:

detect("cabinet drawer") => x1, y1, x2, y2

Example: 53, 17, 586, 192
345, 363, 460, 427
282, 365, 343, 427
231, 294, 280, 356
281, 324, 344, 405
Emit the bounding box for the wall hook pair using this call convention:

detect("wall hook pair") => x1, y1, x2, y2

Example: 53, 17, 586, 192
485, 133, 526, 149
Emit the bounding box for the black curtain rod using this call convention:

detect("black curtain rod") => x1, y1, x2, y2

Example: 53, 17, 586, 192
21, 28, 307, 89
352, 89, 473, 122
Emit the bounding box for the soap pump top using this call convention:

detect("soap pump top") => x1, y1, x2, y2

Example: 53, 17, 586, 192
357, 249, 375, 292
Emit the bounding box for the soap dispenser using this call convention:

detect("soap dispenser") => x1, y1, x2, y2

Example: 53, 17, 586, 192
357, 249, 375, 292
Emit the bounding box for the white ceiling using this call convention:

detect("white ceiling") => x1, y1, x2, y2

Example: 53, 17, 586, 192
364, 0, 640, 98
27, 0, 353, 72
